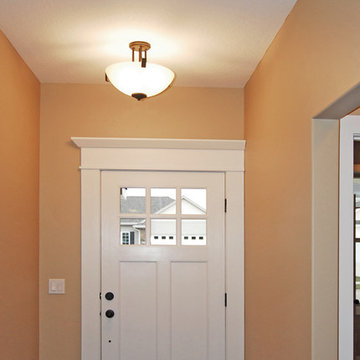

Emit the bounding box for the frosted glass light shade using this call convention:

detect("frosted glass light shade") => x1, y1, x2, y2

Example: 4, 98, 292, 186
105, 61, 175, 99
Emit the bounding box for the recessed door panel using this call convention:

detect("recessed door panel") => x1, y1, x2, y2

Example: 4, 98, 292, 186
119, 262, 157, 360
171, 262, 208, 360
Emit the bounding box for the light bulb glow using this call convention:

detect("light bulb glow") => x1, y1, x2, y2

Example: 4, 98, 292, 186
105, 61, 175, 98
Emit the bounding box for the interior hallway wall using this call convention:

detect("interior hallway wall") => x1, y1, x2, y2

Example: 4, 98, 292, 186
39, 84, 244, 360
0, 30, 40, 359
244, 0, 360, 359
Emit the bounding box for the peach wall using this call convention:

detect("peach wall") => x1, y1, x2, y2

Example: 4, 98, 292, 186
244, 0, 360, 359
39, 84, 244, 359
0, 31, 40, 359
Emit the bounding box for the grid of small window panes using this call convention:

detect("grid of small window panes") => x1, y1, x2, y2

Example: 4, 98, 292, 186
119, 187, 207, 246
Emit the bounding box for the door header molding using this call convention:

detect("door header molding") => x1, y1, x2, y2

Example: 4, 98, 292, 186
71, 137, 246, 151
72, 137, 246, 172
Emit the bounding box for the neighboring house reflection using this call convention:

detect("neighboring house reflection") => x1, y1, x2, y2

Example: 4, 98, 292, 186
120, 196, 206, 245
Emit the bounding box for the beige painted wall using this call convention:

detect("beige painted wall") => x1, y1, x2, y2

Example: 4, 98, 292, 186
39, 84, 244, 359
0, 31, 40, 359
244, 0, 360, 359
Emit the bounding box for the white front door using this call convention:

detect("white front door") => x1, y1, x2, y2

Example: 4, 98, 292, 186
101, 170, 225, 360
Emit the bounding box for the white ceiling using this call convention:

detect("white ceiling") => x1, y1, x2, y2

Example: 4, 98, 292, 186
0, 0, 297, 88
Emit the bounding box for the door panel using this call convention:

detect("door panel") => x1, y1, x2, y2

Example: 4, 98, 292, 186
101, 171, 225, 360
119, 262, 157, 360
171, 262, 208, 360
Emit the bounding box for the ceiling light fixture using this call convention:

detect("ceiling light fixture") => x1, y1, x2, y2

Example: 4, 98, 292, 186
105, 41, 175, 101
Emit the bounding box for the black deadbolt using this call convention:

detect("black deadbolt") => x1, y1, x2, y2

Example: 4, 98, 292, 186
105, 292, 114, 300
105, 310, 115, 318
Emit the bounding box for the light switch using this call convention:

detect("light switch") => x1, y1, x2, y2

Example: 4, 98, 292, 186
48, 279, 65, 294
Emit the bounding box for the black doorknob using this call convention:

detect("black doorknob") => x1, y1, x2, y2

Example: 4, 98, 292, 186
105, 292, 114, 300
105, 310, 115, 318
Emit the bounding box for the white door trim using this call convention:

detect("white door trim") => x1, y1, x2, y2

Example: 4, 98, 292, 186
339, 115, 360, 360
72, 137, 246, 360
311, 83, 360, 360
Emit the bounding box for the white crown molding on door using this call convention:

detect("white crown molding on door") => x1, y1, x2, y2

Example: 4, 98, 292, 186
71, 137, 246, 150
72, 137, 246, 172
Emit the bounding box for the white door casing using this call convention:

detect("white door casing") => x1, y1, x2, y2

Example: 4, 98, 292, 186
339, 115, 360, 360
71, 137, 245, 360
102, 171, 225, 360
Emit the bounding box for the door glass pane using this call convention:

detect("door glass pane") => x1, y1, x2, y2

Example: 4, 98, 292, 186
355, 140, 360, 359
181, 189, 206, 214
120, 218, 146, 245
151, 219, 176, 245
357, 207, 360, 239
356, 244, 360, 358
181, 219, 206, 245
356, 243, 360, 301
151, 188, 176, 214
120, 188, 146, 214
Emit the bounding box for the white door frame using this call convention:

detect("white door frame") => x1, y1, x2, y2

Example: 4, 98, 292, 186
72, 137, 246, 360
311, 82, 360, 360
339, 115, 360, 360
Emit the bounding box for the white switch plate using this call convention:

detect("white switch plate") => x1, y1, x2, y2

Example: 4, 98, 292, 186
48, 279, 65, 294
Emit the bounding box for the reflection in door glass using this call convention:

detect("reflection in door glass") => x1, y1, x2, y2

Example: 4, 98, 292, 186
355, 243, 360, 300
151, 219, 176, 245
355, 241, 360, 358
181, 189, 206, 214
120, 188, 146, 214
151, 188, 176, 214
181, 219, 206, 245
354, 141, 360, 359
120, 218, 146, 245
